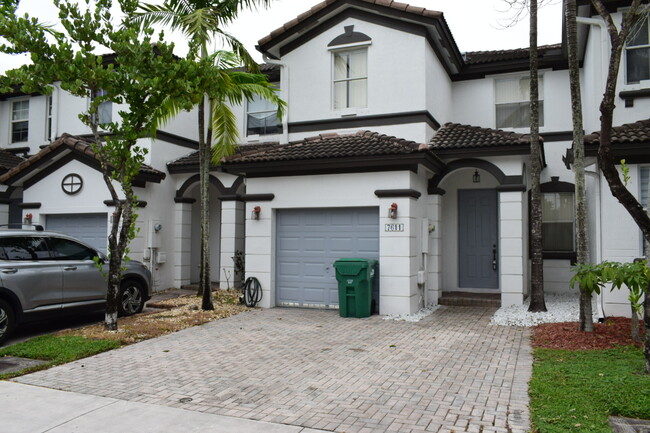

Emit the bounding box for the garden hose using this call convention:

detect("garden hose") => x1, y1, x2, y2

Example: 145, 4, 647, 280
243, 277, 262, 307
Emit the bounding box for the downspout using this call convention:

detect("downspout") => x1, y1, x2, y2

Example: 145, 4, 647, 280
262, 55, 289, 144
576, 16, 608, 321
51, 82, 60, 141
586, 168, 606, 321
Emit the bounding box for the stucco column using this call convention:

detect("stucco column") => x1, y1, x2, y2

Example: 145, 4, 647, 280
245, 202, 272, 308
378, 197, 419, 315
220, 199, 245, 290
173, 199, 193, 288
499, 190, 525, 306
426, 194, 442, 306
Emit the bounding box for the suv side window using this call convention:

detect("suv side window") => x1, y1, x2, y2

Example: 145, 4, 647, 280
48, 237, 97, 261
0, 237, 51, 260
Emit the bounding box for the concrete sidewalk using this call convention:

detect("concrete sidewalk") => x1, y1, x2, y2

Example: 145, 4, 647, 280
0, 381, 327, 433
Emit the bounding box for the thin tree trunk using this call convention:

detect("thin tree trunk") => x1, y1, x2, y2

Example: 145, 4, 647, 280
528, 0, 546, 312
566, 0, 593, 331
198, 95, 214, 310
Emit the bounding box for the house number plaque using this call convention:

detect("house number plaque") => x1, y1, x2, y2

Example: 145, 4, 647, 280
384, 223, 404, 232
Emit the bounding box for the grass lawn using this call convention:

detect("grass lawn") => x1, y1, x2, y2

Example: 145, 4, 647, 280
530, 346, 650, 432
0, 335, 121, 380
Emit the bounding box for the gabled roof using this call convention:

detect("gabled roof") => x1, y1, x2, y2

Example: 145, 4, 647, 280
0, 134, 165, 187
218, 130, 444, 178
256, 0, 464, 76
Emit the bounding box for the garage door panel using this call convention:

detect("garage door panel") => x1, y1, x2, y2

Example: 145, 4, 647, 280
46, 213, 108, 254
276, 208, 379, 308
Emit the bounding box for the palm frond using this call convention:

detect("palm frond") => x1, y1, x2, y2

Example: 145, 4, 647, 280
209, 101, 239, 163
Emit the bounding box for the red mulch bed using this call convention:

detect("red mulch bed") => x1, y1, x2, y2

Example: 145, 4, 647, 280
532, 317, 646, 350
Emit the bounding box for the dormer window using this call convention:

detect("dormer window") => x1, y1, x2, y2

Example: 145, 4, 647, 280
626, 16, 649, 84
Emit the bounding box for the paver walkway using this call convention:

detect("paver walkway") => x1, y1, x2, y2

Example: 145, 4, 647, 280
15, 306, 532, 433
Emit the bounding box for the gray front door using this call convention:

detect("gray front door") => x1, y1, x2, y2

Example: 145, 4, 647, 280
458, 189, 498, 289
276, 208, 379, 308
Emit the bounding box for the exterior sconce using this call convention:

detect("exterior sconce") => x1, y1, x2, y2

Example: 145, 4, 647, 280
388, 203, 398, 219
252, 206, 261, 220
24, 213, 33, 224
472, 170, 481, 183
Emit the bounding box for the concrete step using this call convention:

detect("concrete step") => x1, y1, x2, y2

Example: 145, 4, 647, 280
439, 291, 501, 307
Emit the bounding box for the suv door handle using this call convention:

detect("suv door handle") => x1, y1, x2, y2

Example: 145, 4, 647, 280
1, 268, 17, 274
63, 266, 77, 271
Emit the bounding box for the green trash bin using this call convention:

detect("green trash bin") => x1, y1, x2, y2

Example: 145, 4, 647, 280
333, 258, 377, 318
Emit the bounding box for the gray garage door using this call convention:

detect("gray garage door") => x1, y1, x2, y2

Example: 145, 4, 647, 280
46, 213, 108, 254
276, 208, 379, 308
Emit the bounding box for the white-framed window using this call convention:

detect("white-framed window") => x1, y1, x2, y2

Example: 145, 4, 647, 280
641, 166, 650, 254
91, 89, 112, 126
45, 95, 53, 142
246, 82, 282, 136
541, 192, 574, 252
11, 99, 29, 143
333, 49, 367, 110
495, 76, 544, 129
626, 15, 649, 84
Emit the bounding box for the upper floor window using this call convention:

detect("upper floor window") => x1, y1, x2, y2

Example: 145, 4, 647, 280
46, 95, 53, 142
626, 16, 649, 84
91, 89, 112, 126
333, 49, 367, 110
495, 76, 544, 129
11, 100, 29, 143
246, 82, 282, 136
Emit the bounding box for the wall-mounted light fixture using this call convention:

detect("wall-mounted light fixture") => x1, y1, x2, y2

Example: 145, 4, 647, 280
388, 202, 398, 219
24, 213, 33, 224
252, 206, 261, 220
472, 170, 481, 183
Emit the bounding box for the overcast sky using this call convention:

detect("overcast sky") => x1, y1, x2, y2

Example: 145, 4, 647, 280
0, 0, 563, 73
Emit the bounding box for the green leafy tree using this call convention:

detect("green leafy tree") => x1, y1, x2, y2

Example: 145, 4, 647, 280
131, 0, 278, 310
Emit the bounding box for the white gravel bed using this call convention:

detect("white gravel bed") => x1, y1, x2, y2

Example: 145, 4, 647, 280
383, 305, 440, 322
490, 292, 600, 327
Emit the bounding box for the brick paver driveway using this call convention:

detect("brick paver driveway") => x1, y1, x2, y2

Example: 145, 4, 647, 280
16, 306, 531, 433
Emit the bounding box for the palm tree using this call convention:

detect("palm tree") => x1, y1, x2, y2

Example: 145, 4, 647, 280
130, 0, 277, 310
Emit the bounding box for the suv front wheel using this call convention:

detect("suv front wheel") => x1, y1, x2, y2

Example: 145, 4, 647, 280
0, 299, 15, 346
118, 280, 145, 316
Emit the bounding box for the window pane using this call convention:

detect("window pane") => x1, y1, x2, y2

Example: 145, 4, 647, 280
0, 237, 50, 260
12, 121, 29, 143
348, 79, 367, 108
626, 47, 650, 84
542, 222, 574, 252
348, 51, 367, 78
48, 238, 96, 260
334, 53, 348, 80
334, 81, 348, 109
629, 16, 649, 47
246, 112, 282, 135
12, 100, 29, 121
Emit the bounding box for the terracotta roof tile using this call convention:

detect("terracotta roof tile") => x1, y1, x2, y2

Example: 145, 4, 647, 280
258, 0, 442, 48
584, 119, 650, 145
0, 149, 25, 172
0, 133, 164, 184
222, 130, 426, 164
429, 123, 531, 150
167, 142, 280, 170
464, 43, 562, 65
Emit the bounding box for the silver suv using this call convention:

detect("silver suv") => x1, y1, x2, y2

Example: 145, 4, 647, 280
0, 227, 152, 345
